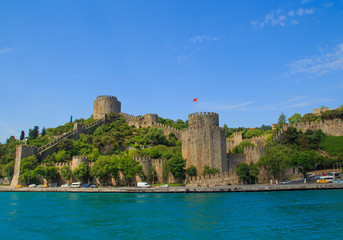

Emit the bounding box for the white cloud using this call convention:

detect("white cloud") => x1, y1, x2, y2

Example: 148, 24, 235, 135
287, 42, 343, 76
252, 7, 315, 28
190, 35, 218, 43
0, 47, 13, 54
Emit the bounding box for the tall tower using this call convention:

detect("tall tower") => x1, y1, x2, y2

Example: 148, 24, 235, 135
181, 112, 227, 174
93, 95, 121, 120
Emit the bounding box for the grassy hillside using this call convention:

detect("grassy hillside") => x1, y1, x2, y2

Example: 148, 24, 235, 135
320, 135, 343, 157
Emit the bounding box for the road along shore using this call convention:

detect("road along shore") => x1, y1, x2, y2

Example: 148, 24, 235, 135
1, 183, 343, 193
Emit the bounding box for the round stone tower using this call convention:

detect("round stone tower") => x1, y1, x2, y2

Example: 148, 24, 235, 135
181, 112, 227, 174
93, 95, 121, 120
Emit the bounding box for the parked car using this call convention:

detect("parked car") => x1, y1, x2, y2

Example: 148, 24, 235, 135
29, 184, 37, 188
160, 184, 169, 188
36, 184, 43, 188
70, 182, 82, 188
15, 184, 22, 188
61, 184, 69, 188
42, 184, 49, 188
137, 182, 151, 188
334, 179, 343, 184
50, 183, 58, 187
82, 183, 91, 188
316, 176, 334, 183
90, 185, 98, 188
281, 180, 290, 185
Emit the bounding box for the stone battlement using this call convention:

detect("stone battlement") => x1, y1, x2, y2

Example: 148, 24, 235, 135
72, 155, 88, 161
313, 107, 330, 115
188, 112, 219, 128
96, 95, 118, 101
187, 171, 239, 187
275, 118, 343, 140
41, 162, 72, 168
151, 123, 182, 133
188, 112, 218, 118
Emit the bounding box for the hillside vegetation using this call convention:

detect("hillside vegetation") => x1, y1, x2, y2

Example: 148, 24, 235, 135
0, 113, 187, 184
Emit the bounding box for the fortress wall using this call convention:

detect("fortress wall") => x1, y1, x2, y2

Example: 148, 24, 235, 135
151, 123, 182, 139
291, 118, 343, 136
119, 113, 143, 128
226, 132, 269, 152
10, 145, 38, 187
246, 135, 269, 147
227, 154, 246, 172
275, 118, 343, 141
133, 157, 174, 184
244, 146, 266, 164
182, 114, 227, 173
187, 172, 239, 187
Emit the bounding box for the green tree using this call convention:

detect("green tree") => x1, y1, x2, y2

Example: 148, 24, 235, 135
91, 156, 111, 185
54, 150, 70, 162
167, 154, 186, 182
288, 113, 302, 124
186, 165, 197, 176
20, 131, 25, 141
2, 161, 14, 178
232, 141, 255, 154
244, 129, 264, 138
302, 113, 318, 122
28, 126, 39, 140
143, 128, 167, 145
280, 127, 299, 145
277, 113, 287, 129
202, 165, 220, 176
57, 139, 74, 153
147, 168, 158, 184
107, 156, 120, 185
235, 162, 260, 184
258, 145, 294, 180
20, 156, 39, 173
292, 151, 323, 178
44, 166, 59, 184
41, 127, 47, 137
117, 154, 143, 186
60, 165, 72, 182
73, 163, 89, 182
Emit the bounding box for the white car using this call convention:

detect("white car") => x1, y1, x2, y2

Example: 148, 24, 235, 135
61, 184, 69, 188
29, 184, 37, 188
160, 184, 169, 188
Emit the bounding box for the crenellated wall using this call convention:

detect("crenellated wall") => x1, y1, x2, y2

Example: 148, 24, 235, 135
226, 132, 269, 152
187, 172, 239, 187
274, 118, 343, 142
133, 156, 176, 184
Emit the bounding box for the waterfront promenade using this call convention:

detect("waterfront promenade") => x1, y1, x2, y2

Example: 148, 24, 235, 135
1, 183, 343, 193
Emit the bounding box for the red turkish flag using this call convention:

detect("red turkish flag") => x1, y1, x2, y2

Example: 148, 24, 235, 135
193, 98, 198, 102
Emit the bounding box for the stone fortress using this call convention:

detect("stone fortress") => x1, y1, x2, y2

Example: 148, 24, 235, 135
10, 95, 343, 187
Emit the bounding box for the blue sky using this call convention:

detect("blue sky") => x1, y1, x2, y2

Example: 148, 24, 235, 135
1, 0, 343, 143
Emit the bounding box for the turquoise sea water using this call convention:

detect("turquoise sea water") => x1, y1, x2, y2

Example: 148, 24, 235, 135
1, 190, 343, 239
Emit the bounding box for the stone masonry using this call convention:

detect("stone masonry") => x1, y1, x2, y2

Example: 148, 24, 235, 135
181, 112, 227, 174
